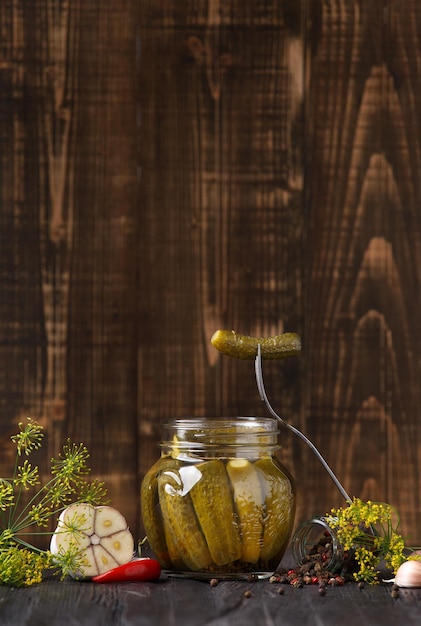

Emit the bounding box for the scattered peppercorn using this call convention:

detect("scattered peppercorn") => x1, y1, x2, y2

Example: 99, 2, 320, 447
244, 590, 252, 598
209, 578, 218, 587
278, 587, 284, 595
357, 581, 365, 590
391, 589, 399, 599
265, 530, 365, 592
319, 587, 327, 596
247, 574, 258, 583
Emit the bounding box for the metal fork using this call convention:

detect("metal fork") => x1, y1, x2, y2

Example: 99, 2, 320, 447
255, 343, 351, 503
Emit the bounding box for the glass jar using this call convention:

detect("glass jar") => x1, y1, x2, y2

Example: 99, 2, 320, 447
141, 417, 296, 579
291, 516, 345, 573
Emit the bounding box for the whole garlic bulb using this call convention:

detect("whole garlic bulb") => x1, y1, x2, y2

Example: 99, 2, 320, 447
394, 560, 421, 588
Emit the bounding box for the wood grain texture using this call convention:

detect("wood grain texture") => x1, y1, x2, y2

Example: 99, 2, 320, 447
2, 0, 421, 551
1, 567, 421, 626
305, 0, 421, 539
0, 0, 138, 540
138, 0, 304, 506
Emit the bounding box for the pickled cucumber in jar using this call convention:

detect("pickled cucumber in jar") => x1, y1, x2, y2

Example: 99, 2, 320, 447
140, 418, 295, 578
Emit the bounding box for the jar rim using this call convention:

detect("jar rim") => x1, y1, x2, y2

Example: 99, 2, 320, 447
159, 417, 280, 456
162, 415, 278, 428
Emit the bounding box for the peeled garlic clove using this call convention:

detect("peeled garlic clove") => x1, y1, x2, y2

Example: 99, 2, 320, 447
394, 560, 421, 588
50, 502, 134, 579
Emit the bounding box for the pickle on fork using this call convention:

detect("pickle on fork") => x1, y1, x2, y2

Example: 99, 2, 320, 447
211, 329, 301, 360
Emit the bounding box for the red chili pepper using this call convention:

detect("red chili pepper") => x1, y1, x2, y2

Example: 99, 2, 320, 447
91, 558, 161, 583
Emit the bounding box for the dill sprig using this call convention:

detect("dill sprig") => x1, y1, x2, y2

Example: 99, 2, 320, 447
326, 497, 407, 583
0, 418, 107, 587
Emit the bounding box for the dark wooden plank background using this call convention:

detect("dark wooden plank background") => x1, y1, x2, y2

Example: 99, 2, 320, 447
1, 0, 421, 548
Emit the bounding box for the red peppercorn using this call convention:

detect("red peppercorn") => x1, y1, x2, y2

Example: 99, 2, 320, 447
311, 576, 319, 585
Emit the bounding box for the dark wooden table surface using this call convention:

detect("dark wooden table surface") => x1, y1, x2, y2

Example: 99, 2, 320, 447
1, 553, 421, 625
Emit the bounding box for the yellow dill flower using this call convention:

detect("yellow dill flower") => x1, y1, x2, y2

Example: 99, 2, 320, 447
78, 479, 109, 506
0, 548, 50, 587
15, 460, 39, 489
11, 418, 43, 456
0, 529, 14, 547
384, 532, 406, 573
0, 418, 108, 586
57, 509, 91, 542
52, 542, 92, 581
50, 441, 90, 486
45, 479, 73, 508
29, 503, 51, 527
328, 497, 407, 584
0, 480, 14, 511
